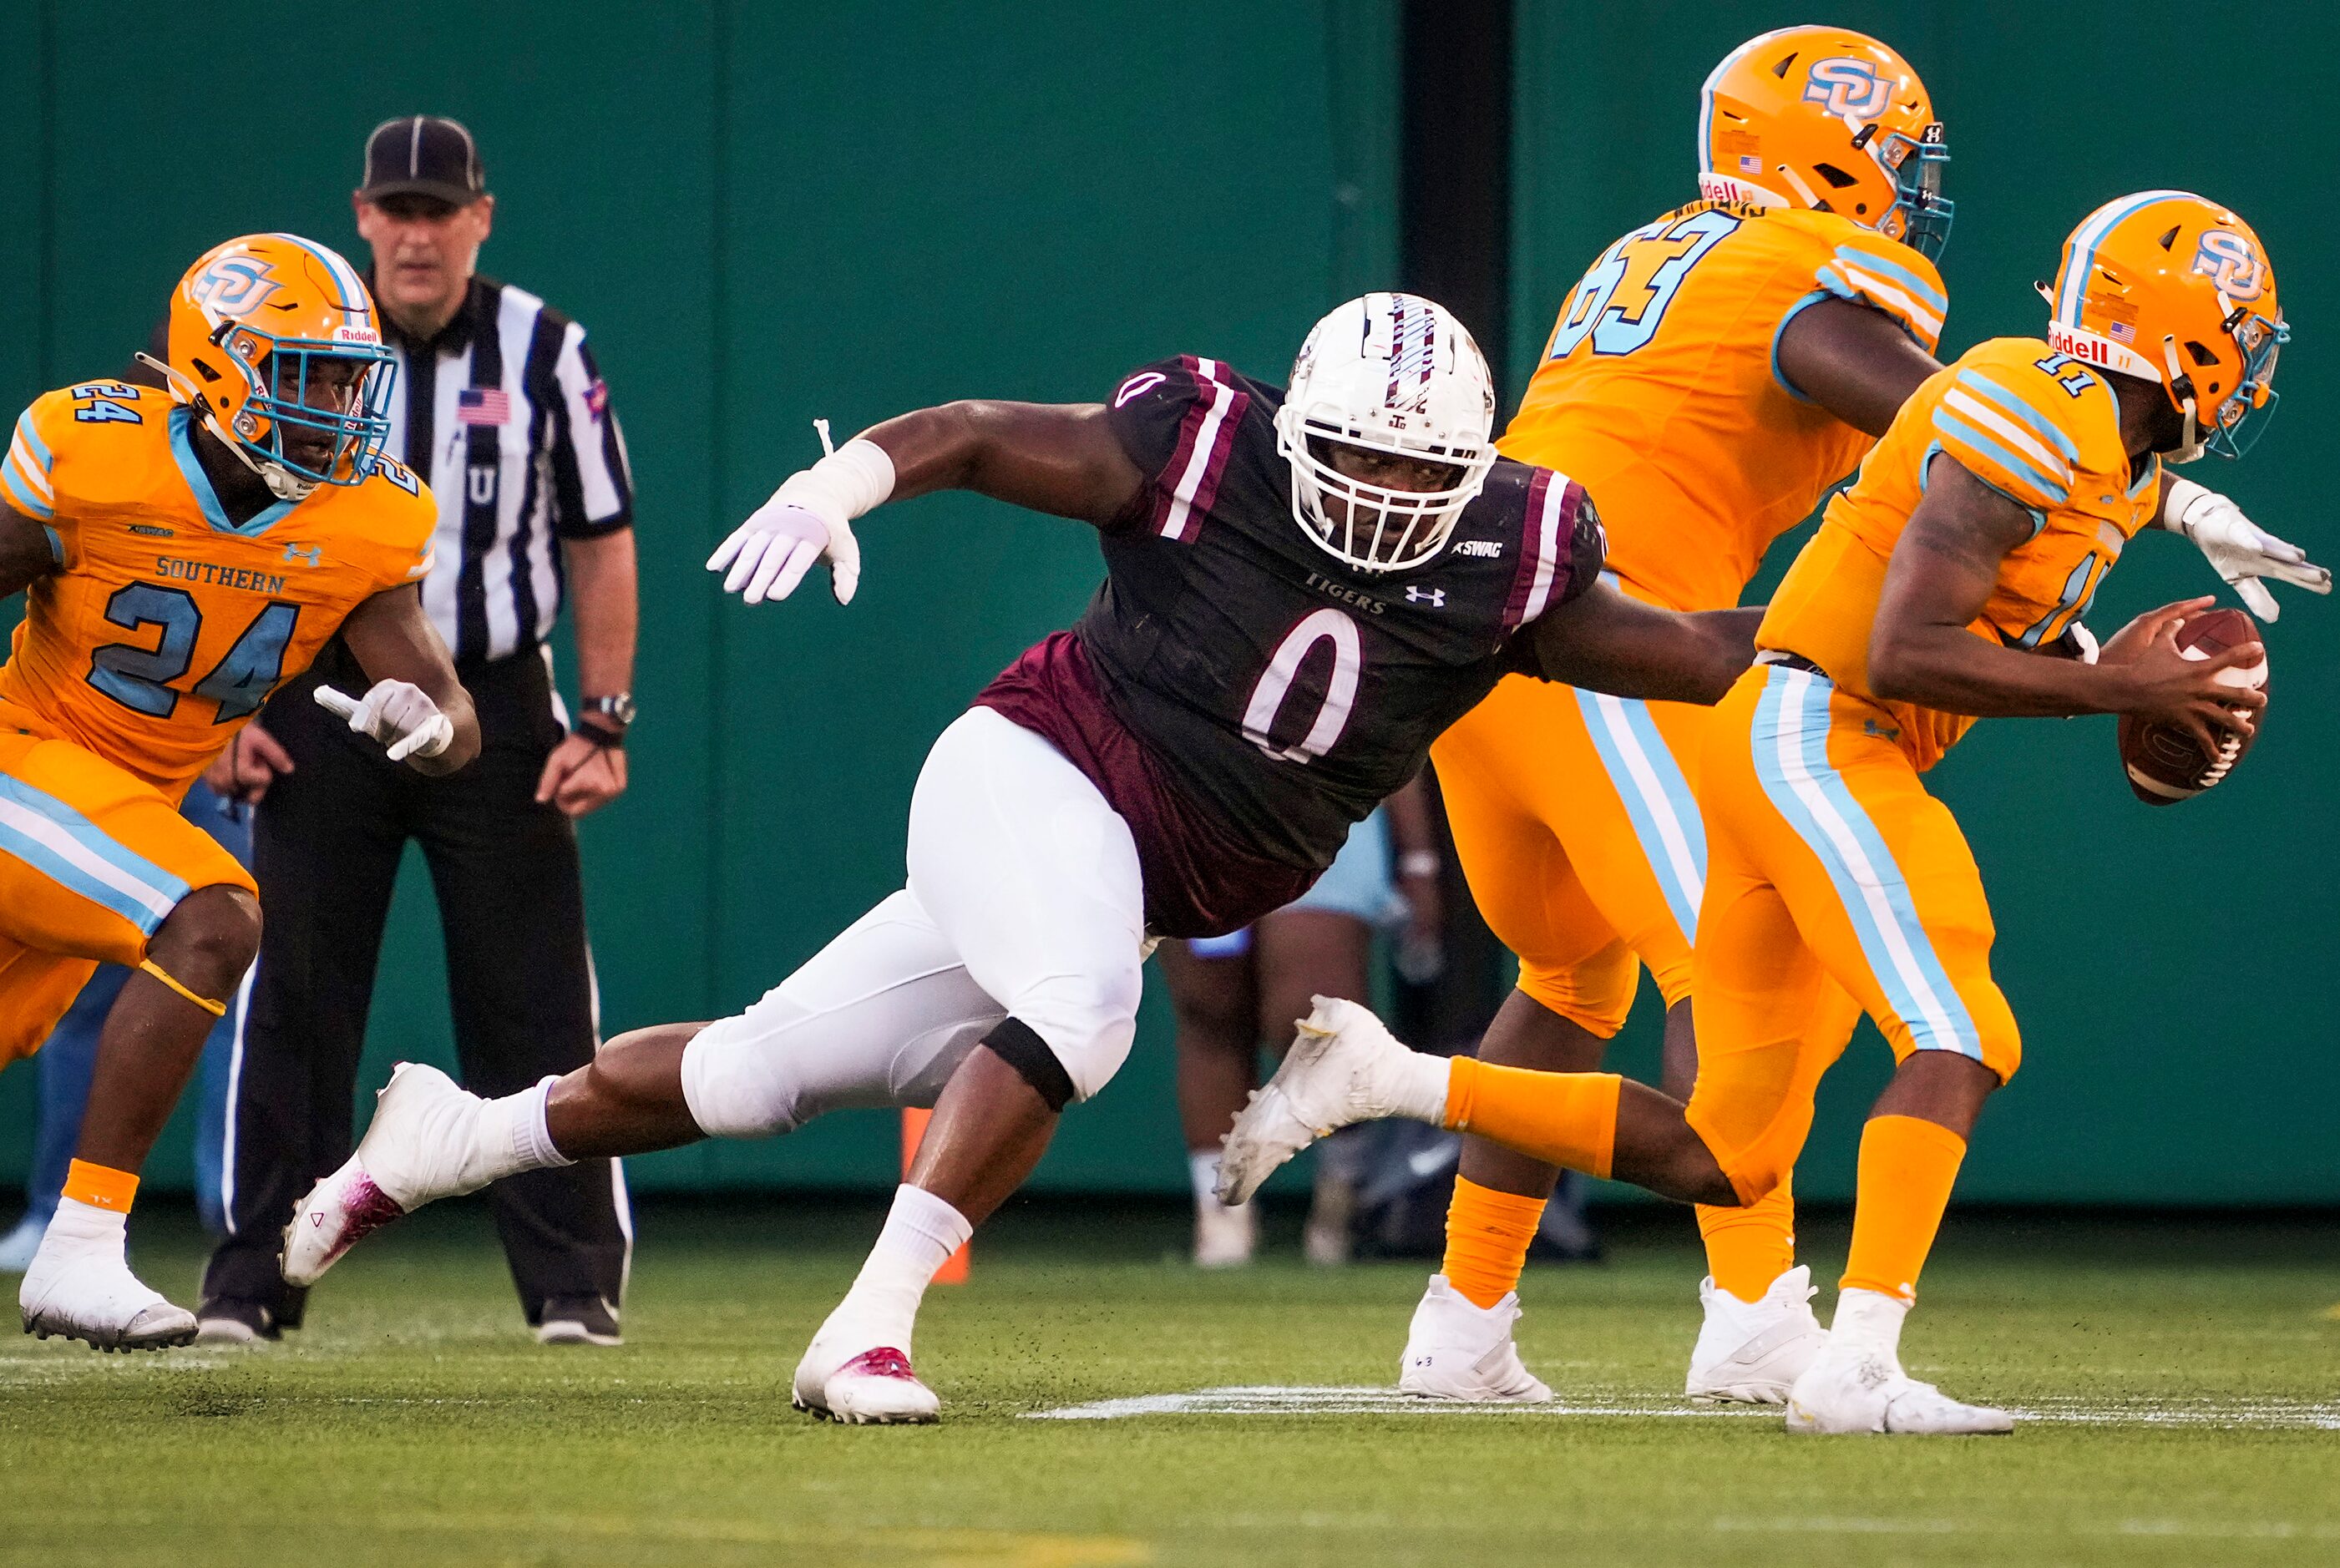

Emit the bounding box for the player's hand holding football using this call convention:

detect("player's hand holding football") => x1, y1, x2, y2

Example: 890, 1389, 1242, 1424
2165, 478, 2330, 621
316, 680, 456, 764
2099, 597, 2265, 755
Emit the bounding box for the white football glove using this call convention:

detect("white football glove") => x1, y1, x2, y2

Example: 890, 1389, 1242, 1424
315, 680, 454, 763
706, 432, 894, 607
2164, 478, 2330, 623
707, 498, 860, 606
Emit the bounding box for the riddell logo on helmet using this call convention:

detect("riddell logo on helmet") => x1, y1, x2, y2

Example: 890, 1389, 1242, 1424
333, 324, 383, 346
2045, 324, 2115, 367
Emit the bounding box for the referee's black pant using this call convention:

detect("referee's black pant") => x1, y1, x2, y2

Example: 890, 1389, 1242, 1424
200, 645, 631, 1327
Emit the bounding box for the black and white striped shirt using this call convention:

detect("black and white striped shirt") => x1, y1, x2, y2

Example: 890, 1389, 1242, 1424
377, 273, 633, 665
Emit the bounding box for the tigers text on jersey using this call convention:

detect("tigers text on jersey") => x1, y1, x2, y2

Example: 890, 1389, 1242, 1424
1759, 336, 2162, 770
1036, 355, 1603, 875
0, 382, 437, 797
1503, 202, 1946, 613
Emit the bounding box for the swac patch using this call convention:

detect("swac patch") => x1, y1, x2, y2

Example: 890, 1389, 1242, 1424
187, 255, 281, 318
1803, 58, 1892, 119
2191, 230, 2267, 302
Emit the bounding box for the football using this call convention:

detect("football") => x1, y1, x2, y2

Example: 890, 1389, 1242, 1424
2115, 606, 2270, 805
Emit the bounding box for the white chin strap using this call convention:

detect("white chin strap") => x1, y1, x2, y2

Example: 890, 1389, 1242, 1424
2161, 335, 2207, 465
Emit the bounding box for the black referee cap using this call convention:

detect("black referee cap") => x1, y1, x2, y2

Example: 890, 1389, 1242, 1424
359, 115, 488, 207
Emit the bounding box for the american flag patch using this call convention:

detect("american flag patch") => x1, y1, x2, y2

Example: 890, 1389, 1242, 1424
2107, 321, 2136, 344
1738, 154, 1760, 173
585, 378, 609, 419
458, 387, 511, 425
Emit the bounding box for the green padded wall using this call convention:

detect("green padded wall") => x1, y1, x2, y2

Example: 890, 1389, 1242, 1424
1512, 1, 2340, 1202
0, 0, 1397, 1196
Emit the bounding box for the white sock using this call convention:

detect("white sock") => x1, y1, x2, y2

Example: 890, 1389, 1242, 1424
820, 1184, 972, 1358
468, 1076, 575, 1187
1390, 1051, 1452, 1125
1190, 1150, 1243, 1215
35, 1196, 127, 1262
1829, 1286, 1911, 1362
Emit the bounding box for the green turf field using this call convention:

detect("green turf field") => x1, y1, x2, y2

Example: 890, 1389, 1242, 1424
2, 1198, 2334, 1567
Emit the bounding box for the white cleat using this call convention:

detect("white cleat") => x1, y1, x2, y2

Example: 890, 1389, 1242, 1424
281, 1062, 487, 1287
1193, 1200, 1258, 1269
1785, 1345, 2013, 1435
792, 1333, 940, 1424
1217, 997, 1442, 1206
19, 1245, 196, 1353
1684, 1265, 1829, 1404
1398, 1275, 1552, 1403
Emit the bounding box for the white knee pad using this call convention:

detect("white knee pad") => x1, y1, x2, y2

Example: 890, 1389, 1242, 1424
1009, 964, 1142, 1105
678, 892, 1007, 1139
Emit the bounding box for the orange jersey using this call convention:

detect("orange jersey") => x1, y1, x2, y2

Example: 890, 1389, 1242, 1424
1502, 203, 1946, 612
1759, 336, 2162, 770
0, 381, 435, 797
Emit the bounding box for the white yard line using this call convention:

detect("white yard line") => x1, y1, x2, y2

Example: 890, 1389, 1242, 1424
1021, 1384, 2340, 1430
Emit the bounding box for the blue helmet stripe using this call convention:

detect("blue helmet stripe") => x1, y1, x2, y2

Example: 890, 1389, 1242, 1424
2054, 190, 2196, 325
1698, 28, 1790, 176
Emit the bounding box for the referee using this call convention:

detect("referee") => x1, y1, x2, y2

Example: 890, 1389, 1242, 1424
196, 117, 637, 1347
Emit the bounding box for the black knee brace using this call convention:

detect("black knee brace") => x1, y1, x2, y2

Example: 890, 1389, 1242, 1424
981, 1018, 1076, 1112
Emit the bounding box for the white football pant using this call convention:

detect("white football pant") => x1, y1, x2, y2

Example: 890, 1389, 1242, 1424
681, 706, 1147, 1137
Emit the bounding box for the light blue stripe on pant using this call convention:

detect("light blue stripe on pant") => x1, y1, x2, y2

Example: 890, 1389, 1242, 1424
1572, 686, 1706, 944
1748, 665, 1981, 1058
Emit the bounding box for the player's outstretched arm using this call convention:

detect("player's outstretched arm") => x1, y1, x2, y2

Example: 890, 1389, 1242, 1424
0, 505, 60, 599
1773, 296, 1942, 437
1527, 581, 1762, 706
710, 402, 1147, 605
331, 583, 482, 775
1869, 458, 2262, 752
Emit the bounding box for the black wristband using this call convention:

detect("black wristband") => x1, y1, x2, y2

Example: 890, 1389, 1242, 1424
574, 717, 626, 749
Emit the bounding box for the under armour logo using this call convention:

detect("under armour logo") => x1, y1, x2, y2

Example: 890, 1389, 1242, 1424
1406, 586, 1446, 607
283, 543, 322, 567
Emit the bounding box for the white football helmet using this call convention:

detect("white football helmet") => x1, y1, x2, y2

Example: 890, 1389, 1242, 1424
1274, 292, 1498, 573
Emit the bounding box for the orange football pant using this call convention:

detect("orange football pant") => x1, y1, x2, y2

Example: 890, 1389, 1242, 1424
1687, 665, 2018, 1301
0, 730, 254, 1065
1435, 666, 1853, 1303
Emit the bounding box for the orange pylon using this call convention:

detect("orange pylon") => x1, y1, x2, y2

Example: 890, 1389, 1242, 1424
901, 1107, 970, 1283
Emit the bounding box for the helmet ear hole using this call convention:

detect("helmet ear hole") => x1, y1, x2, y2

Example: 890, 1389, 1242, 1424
2185, 340, 2220, 367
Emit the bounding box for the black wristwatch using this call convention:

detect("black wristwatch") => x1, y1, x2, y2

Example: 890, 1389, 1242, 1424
580, 693, 636, 726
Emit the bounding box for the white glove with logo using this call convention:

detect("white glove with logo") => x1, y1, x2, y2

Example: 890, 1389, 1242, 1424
2164, 477, 2330, 622
706, 431, 895, 607
316, 680, 454, 763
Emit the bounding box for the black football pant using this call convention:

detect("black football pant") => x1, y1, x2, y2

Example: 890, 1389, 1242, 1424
200, 646, 630, 1327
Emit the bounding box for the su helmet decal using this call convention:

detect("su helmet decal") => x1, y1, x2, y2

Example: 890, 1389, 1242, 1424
158, 234, 397, 500
1697, 26, 1953, 260
2044, 192, 2287, 462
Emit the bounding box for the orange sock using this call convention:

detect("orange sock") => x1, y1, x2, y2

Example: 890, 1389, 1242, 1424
1442, 1058, 1621, 1181
62, 1158, 139, 1215
1841, 1114, 1968, 1303
1440, 1176, 1547, 1308
1696, 1177, 1796, 1301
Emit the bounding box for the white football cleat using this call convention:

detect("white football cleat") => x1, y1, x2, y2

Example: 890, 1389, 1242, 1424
1684, 1265, 1828, 1404
793, 1333, 940, 1424
1193, 1199, 1258, 1269
282, 1062, 489, 1287
1398, 1275, 1552, 1403
19, 1243, 196, 1353
1217, 997, 1446, 1206
1785, 1346, 2013, 1435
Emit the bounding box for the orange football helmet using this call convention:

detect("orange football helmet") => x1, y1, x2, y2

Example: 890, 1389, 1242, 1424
1698, 26, 1951, 259
156, 234, 395, 498
2045, 192, 2287, 461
